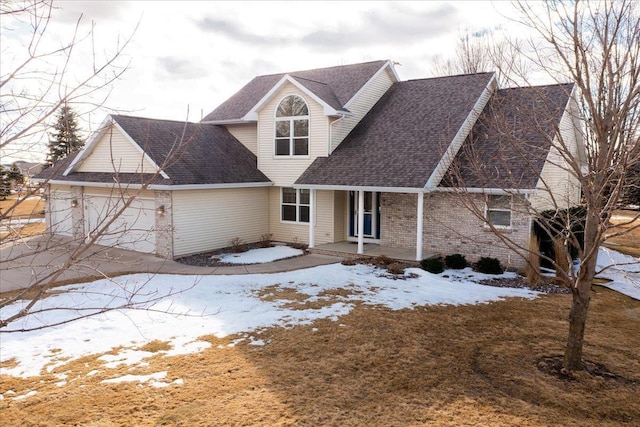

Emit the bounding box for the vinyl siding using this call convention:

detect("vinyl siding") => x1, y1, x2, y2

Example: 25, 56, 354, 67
226, 123, 258, 156
267, 186, 335, 245
257, 82, 329, 186
48, 185, 73, 236
333, 191, 347, 240
172, 188, 270, 257
78, 127, 157, 174
330, 67, 395, 151
532, 106, 582, 211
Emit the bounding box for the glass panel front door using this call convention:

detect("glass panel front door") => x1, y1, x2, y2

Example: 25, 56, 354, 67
349, 191, 380, 240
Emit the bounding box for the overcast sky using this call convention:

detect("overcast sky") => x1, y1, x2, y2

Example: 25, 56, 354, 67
3, 1, 528, 163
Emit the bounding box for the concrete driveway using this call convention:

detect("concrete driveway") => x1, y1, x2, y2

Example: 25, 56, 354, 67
1, 235, 342, 293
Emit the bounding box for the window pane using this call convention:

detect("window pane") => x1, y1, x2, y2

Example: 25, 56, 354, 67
488, 195, 510, 209
489, 210, 511, 227
299, 189, 310, 205
364, 192, 372, 211
293, 119, 308, 136
294, 138, 308, 155
299, 206, 310, 223
291, 96, 308, 116
282, 187, 297, 204
276, 121, 290, 137
276, 96, 293, 117
275, 139, 290, 156
282, 205, 297, 221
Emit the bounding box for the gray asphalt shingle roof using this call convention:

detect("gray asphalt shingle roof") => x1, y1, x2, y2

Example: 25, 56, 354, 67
295, 73, 496, 189
38, 115, 270, 186
201, 60, 389, 122
444, 83, 574, 189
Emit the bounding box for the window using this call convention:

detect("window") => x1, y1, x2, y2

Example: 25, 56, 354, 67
275, 95, 309, 157
486, 195, 511, 228
281, 187, 310, 223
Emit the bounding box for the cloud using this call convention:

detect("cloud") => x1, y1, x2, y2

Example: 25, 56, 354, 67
156, 56, 208, 80
195, 17, 290, 46
53, 1, 131, 24
302, 3, 460, 50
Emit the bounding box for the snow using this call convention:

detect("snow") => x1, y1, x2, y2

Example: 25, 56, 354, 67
596, 247, 640, 300
214, 246, 303, 264
0, 246, 637, 389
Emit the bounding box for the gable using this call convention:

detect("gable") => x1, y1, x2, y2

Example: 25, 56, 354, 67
202, 60, 393, 123
76, 125, 158, 174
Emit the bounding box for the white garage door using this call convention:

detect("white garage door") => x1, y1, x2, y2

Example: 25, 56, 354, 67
49, 190, 73, 236
84, 194, 156, 253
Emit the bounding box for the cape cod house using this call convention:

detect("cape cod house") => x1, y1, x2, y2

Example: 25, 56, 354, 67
36, 60, 584, 270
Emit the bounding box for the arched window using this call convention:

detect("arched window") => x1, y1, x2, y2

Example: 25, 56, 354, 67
275, 95, 309, 157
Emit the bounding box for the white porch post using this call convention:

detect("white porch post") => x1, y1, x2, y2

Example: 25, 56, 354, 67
308, 189, 316, 248
357, 190, 364, 255
416, 192, 424, 261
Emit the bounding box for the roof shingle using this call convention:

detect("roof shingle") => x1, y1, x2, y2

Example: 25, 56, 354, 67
296, 73, 496, 189
202, 60, 388, 122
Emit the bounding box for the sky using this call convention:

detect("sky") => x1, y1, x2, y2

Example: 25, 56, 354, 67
1, 1, 528, 163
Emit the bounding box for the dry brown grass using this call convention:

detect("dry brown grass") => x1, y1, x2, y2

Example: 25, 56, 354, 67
605, 209, 640, 257
0, 193, 45, 240
1, 288, 638, 426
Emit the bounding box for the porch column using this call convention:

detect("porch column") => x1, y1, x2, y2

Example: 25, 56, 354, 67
416, 192, 424, 261
308, 189, 315, 248
357, 190, 364, 254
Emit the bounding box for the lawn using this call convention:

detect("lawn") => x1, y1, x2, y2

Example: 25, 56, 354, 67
0, 193, 45, 241
1, 254, 638, 426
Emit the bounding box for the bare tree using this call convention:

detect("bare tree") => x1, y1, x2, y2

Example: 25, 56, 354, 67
447, 0, 640, 372
0, 1, 199, 331
431, 27, 531, 87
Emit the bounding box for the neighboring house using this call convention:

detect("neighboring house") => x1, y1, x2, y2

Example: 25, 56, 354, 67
34, 60, 584, 270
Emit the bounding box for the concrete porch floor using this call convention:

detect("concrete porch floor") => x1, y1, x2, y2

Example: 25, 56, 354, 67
310, 241, 438, 263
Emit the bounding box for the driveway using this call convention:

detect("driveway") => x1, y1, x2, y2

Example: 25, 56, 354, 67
0, 235, 342, 293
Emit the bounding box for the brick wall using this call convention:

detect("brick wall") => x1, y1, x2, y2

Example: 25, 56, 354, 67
381, 192, 531, 271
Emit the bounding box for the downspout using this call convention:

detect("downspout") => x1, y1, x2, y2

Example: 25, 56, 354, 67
329, 113, 346, 154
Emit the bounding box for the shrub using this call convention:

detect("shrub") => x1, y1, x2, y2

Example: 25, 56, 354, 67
421, 257, 445, 274
526, 237, 542, 287
229, 237, 246, 253
387, 262, 405, 275
533, 207, 585, 268
341, 258, 357, 266
445, 254, 467, 269
474, 257, 504, 275
374, 254, 394, 267
259, 233, 273, 248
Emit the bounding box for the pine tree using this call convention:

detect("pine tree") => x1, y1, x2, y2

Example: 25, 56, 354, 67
0, 166, 10, 199
7, 163, 25, 189
47, 104, 84, 164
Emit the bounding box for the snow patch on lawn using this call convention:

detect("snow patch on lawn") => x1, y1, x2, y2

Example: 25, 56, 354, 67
596, 247, 640, 300
214, 246, 304, 264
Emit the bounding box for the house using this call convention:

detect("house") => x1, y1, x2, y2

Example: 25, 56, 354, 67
35, 60, 584, 270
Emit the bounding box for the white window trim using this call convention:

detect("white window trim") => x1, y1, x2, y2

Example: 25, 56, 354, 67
274, 94, 310, 158
280, 187, 310, 223
485, 195, 512, 229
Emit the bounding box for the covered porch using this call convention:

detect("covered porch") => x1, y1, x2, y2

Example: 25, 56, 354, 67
309, 241, 438, 263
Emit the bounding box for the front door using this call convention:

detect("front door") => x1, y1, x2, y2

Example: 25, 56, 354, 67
348, 191, 381, 240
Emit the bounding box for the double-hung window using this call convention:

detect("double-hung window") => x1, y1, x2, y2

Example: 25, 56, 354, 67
275, 95, 309, 157
281, 187, 310, 223
486, 195, 512, 228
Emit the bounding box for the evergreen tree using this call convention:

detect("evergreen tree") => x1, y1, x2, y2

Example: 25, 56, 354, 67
7, 163, 25, 189
0, 166, 10, 199
47, 104, 84, 164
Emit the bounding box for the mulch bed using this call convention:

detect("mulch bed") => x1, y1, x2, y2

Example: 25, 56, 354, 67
175, 243, 308, 267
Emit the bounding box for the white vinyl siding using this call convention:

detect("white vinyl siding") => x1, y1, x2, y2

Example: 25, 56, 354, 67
330, 67, 395, 151
77, 127, 157, 174
268, 187, 335, 245
257, 83, 329, 186
532, 104, 582, 211
172, 188, 269, 257
48, 185, 73, 236
225, 123, 258, 156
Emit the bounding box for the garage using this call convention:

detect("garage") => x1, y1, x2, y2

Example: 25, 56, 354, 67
83, 193, 157, 253
48, 187, 74, 236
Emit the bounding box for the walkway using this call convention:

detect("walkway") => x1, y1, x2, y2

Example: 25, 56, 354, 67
0, 236, 343, 293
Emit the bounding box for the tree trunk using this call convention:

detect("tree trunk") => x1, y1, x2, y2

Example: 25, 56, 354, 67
563, 282, 591, 371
